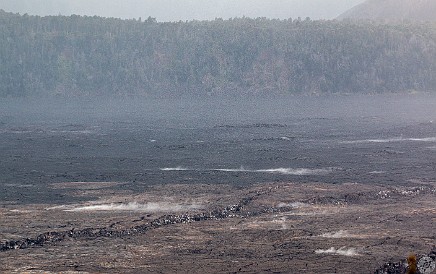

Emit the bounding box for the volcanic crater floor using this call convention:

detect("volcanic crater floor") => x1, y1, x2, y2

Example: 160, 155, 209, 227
1, 181, 435, 273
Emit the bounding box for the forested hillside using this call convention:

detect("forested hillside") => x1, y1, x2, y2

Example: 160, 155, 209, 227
1, 10, 436, 97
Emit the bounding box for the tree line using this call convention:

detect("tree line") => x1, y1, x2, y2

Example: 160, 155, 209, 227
1, 10, 436, 97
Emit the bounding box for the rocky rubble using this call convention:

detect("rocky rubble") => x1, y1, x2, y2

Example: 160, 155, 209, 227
0, 191, 283, 252
2, 184, 434, 253
375, 247, 436, 274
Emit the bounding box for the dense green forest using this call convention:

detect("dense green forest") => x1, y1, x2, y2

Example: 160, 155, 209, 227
1, 10, 436, 97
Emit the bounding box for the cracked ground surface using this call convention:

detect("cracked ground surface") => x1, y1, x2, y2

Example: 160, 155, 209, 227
1, 181, 435, 273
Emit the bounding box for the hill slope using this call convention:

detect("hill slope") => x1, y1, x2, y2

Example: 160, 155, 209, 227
1, 10, 436, 97
0, 0, 365, 21
338, 0, 436, 21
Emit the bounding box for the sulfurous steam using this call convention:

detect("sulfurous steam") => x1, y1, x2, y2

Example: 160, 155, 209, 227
65, 202, 203, 212
315, 247, 360, 256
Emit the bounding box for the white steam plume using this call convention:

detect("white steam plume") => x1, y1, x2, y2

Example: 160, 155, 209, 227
65, 202, 203, 212
161, 167, 334, 175
315, 247, 360, 256
342, 137, 436, 144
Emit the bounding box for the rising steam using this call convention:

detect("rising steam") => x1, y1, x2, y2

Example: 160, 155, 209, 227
315, 247, 360, 256
161, 167, 334, 175
65, 202, 203, 212
342, 137, 436, 144
319, 230, 352, 238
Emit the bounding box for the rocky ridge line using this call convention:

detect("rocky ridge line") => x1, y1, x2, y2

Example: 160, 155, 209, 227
0, 188, 286, 252
2, 184, 435, 252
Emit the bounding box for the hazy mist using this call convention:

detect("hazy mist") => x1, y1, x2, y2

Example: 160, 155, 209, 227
0, 0, 365, 21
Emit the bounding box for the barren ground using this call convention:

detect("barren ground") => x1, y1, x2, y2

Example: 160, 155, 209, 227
1, 181, 435, 273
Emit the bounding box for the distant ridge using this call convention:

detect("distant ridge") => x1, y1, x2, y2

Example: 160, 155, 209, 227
1, 11, 435, 97
338, 0, 436, 22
